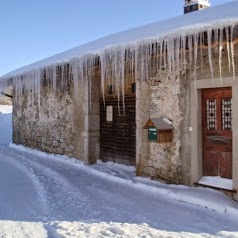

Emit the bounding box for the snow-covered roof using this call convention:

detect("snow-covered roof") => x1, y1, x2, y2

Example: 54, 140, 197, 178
2, 0, 238, 79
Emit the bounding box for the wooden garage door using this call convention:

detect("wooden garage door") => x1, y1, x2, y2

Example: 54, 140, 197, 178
202, 87, 232, 179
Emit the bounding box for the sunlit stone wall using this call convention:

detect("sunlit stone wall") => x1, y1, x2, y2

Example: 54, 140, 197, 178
136, 41, 238, 186
12, 75, 100, 164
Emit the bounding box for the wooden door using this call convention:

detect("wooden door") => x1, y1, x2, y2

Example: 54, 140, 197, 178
202, 87, 232, 179
100, 94, 136, 165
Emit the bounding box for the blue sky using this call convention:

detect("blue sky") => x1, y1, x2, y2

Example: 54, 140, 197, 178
0, 0, 234, 76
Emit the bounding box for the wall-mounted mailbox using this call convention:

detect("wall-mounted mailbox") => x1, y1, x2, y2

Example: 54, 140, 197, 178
148, 127, 157, 141
143, 118, 173, 143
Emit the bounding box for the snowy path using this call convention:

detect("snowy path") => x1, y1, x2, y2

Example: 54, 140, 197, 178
0, 145, 238, 237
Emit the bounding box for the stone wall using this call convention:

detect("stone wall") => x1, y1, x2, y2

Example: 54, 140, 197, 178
13, 75, 100, 164
137, 72, 187, 184
13, 87, 75, 156
137, 41, 238, 186
0, 96, 12, 105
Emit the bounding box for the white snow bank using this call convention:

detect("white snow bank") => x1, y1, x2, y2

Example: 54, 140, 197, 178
199, 176, 233, 190
1, 1, 238, 79
0, 221, 46, 238
8, 144, 238, 218
48, 221, 235, 238
0, 106, 12, 145
0, 105, 12, 114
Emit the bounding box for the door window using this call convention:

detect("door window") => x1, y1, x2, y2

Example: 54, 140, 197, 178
206, 99, 217, 130
222, 98, 232, 130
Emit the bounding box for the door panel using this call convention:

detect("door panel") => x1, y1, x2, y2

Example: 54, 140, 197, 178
100, 94, 136, 165
220, 152, 232, 178
203, 151, 218, 176
202, 87, 232, 179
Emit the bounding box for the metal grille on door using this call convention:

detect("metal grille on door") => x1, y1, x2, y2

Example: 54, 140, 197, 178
222, 98, 232, 130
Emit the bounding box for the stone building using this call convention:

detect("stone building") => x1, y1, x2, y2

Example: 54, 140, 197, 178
0, 1, 238, 201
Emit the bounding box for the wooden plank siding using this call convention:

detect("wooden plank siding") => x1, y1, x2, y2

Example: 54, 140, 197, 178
100, 93, 136, 165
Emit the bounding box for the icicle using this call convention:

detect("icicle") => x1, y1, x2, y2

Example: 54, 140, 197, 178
149, 42, 153, 78
175, 37, 180, 76
167, 38, 174, 77
214, 28, 219, 56
134, 46, 138, 83
100, 54, 106, 107
156, 41, 159, 74
31, 69, 41, 115
154, 41, 158, 72
159, 40, 163, 76
141, 44, 148, 82
141, 45, 145, 82
129, 49, 133, 81
182, 36, 186, 73
84, 57, 88, 84
79, 57, 84, 82
139, 45, 143, 82
179, 36, 183, 70
52, 65, 57, 92
45, 67, 50, 88
138, 45, 142, 82
61, 64, 64, 90
145, 43, 149, 81
118, 48, 122, 114
114, 49, 121, 115
207, 30, 214, 80
171, 38, 175, 77
219, 28, 223, 84
188, 35, 193, 75
144, 44, 149, 81
88, 55, 96, 110
5, 21, 238, 120
89, 76, 92, 110
110, 50, 114, 89
199, 32, 204, 73
145, 43, 149, 80
121, 48, 125, 114
163, 40, 167, 73
131, 48, 135, 83
37, 69, 41, 113
230, 26, 236, 80
86, 58, 92, 110
225, 26, 231, 73
193, 34, 199, 88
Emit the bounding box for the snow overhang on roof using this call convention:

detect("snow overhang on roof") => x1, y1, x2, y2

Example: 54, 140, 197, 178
1, 0, 238, 80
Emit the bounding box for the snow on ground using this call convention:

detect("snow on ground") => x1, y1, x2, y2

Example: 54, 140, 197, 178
0, 107, 238, 237
0, 105, 12, 114
0, 105, 12, 145
0, 144, 237, 238
199, 176, 233, 190
47, 221, 238, 238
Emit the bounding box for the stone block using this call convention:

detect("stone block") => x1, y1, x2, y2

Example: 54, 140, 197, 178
61, 143, 66, 149
69, 145, 75, 151
56, 148, 63, 154
53, 141, 58, 147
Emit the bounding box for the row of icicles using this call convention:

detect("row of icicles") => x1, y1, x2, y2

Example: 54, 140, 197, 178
0, 24, 237, 113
